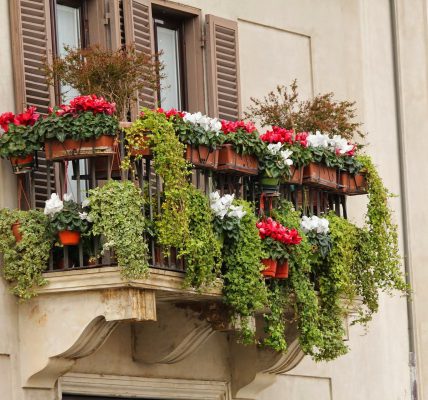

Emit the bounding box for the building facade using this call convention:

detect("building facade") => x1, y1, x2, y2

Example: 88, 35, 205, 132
0, 0, 427, 399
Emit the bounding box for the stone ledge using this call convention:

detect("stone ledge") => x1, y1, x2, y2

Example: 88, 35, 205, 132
40, 266, 223, 301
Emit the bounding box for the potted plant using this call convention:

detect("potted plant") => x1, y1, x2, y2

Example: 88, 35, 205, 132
217, 120, 262, 175
33, 95, 119, 161
337, 149, 367, 194
258, 142, 294, 193
176, 111, 223, 169
0, 208, 51, 299
260, 127, 312, 185
0, 107, 40, 173
256, 217, 302, 278
44, 193, 90, 245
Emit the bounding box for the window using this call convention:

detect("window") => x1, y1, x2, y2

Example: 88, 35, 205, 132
153, 14, 185, 110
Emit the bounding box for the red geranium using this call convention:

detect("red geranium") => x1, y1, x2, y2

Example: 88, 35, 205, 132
256, 217, 302, 245
260, 126, 294, 144
221, 119, 257, 134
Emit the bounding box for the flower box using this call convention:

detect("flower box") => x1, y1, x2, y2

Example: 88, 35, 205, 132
129, 135, 151, 157
261, 258, 277, 278
185, 145, 219, 169
217, 144, 258, 175
58, 230, 81, 245
303, 162, 337, 189
260, 176, 280, 194
339, 172, 367, 195
45, 135, 116, 161
284, 165, 303, 185
276, 260, 289, 279
9, 154, 34, 174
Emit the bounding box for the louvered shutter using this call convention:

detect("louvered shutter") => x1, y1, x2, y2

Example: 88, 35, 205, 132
205, 15, 241, 121
123, 0, 157, 116
10, 0, 56, 208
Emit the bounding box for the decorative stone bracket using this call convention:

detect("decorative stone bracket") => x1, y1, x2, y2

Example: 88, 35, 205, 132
19, 287, 156, 389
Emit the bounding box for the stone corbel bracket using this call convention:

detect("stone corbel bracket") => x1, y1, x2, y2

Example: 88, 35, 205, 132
20, 287, 156, 389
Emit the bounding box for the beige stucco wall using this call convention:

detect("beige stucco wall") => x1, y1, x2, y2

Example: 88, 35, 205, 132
0, 1, 21, 400
1, 0, 426, 399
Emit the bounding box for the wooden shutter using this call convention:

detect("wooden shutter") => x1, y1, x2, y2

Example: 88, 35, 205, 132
10, 0, 56, 208
205, 15, 241, 121
123, 0, 157, 116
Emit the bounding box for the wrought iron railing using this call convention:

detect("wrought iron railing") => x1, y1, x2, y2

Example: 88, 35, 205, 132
16, 140, 347, 273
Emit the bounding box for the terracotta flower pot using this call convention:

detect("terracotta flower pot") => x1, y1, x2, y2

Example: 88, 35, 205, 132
11, 222, 22, 242
275, 260, 289, 279
284, 165, 303, 185
45, 135, 116, 161
9, 154, 34, 174
185, 145, 219, 169
58, 230, 81, 246
303, 162, 337, 189
260, 176, 280, 194
261, 258, 277, 278
129, 135, 151, 157
217, 144, 258, 175
339, 172, 367, 195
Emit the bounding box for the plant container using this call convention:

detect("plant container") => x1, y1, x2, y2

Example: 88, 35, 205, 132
217, 144, 258, 175
185, 145, 219, 169
303, 162, 337, 189
58, 230, 81, 245
260, 176, 280, 194
9, 154, 34, 174
339, 172, 367, 195
129, 135, 151, 157
275, 260, 289, 279
261, 258, 277, 278
45, 135, 116, 161
284, 165, 303, 185
11, 222, 22, 242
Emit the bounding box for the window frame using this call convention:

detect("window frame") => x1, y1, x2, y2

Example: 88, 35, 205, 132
151, 1, 205, 113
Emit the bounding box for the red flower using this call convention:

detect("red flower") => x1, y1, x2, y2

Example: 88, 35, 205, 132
69, 95, 116, 115
156, 107, 185, 120
260, 126, 293, 144
0, 112, 16, 132
294, 132, 308, 147
221, 119, 257, 134
15, 106, 40, 126
256, 218, 302, 245
346, 143, 356, 157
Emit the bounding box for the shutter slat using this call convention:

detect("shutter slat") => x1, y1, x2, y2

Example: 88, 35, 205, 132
206, 15, 241, 121
12, 0, 55, 207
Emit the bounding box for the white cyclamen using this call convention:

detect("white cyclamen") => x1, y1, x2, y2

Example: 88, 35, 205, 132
209, 191, 246, 220
301, 215, 330, 234
183, 111, 222, 134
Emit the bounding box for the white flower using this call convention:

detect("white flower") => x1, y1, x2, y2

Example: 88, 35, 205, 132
209, 191, 241, 219
63, 193, 73, 202
227, 205, 246, 219
44, 193, 64, 216
329, 135, 354, 155
81, 198, 90, 208
279, 149, 293, 166
267, 142, 283, 155
78, 212, 92, 222
183, 112, 222, 134
300, 215, 329, 234
307, 131, 330, 148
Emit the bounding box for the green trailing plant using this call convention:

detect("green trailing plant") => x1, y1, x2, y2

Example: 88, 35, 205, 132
0, 209, 51, 299
351, 155, 408, 323
88, 180, 149, 279
221, 200, 268, 343
245, 79, 364, 140
182, 187, 222, 289
122, 109, 191, 249
272, 201, 323, 356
